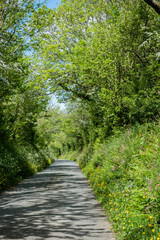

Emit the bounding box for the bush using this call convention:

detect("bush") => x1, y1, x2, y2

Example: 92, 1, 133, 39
0, 142, 54, 191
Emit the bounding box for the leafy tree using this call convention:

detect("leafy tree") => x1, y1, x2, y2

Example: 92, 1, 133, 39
0, 0, 50, 142
32, 0, 160, 142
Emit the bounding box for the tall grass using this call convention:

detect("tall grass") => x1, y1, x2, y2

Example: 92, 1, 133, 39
79, 122, 160, 240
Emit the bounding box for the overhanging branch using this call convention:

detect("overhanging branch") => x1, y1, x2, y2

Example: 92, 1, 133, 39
144, 0, 160, 15
58, 83, 92, 102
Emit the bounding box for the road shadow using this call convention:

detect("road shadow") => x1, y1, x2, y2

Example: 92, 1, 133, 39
0, 160, 115, 240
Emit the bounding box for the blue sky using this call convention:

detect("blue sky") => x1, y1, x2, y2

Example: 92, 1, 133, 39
46, 0, 62, 9
37, 0, 62, 9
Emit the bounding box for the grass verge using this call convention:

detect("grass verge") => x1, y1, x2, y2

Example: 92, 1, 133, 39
78, 123, 160, 240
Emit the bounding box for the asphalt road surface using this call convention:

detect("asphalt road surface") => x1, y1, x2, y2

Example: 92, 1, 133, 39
0, 160, 115, 240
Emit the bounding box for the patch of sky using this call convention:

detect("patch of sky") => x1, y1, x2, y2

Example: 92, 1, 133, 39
49, 95, 66, 111
36, 0, 62, 9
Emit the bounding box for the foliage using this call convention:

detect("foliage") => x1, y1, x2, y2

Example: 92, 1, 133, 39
0, 141, 53, 191
0, 0, 50, 143
35, 103, 93, 157
80, 122, 160, 240
0, 3, 160, 240
31, 0, 160, 137
0, 0, 53, 191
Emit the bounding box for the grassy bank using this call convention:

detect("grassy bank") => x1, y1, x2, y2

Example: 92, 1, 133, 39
76, 123, 160, 240
0, 142, 54, 192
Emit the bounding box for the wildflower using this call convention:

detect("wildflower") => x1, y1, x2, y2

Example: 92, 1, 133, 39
152, 229, 155, 232
121, 145, 125, 152
148, 224, 152, 227
139, 225, 142, 228
143, 232, 145, 235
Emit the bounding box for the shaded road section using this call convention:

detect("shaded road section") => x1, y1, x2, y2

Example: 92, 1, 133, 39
0, 160, 115, 240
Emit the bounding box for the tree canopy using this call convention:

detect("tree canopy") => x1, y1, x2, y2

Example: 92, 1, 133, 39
0, 0, 50, 143
29, 0, 160, 144
1, 0, 160, 150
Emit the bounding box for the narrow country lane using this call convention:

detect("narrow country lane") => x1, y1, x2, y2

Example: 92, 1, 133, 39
0, 160, 115, 240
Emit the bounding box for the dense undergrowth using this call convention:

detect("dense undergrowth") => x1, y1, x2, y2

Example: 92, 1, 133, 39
0, 142, 54, 192
65, 122, 160, 240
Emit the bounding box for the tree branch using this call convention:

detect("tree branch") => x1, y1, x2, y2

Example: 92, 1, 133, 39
143, 0, 160, 15
58, 83, 92, 102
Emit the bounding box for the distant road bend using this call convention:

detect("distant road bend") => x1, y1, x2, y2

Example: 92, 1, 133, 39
0, 160, 115, 240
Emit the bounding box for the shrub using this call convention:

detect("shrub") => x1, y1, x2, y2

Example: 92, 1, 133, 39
0, 142, 54, 191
